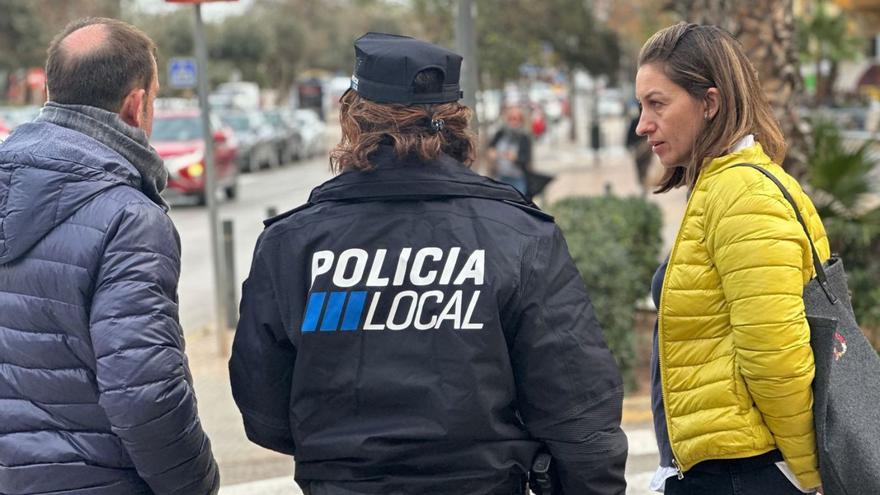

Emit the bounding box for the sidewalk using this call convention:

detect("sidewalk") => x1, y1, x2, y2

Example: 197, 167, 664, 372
216, 415, 662, 495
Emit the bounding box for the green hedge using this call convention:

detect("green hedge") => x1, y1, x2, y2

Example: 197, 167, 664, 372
550, 195, 663, 391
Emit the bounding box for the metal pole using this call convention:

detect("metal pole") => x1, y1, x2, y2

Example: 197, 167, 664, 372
592, 77, 601, 167
222, 220, 238, 330
456, 0, 479, 129
193, 3, 228, 355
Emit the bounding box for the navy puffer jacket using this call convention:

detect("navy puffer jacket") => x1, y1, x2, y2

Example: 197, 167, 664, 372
0, 122, 219, 494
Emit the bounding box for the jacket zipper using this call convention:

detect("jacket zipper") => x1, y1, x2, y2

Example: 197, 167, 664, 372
672, 458, 684, 480
658, 170, 711, 480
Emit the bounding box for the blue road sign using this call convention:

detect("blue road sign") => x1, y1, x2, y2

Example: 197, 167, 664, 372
168, 58, 198, 89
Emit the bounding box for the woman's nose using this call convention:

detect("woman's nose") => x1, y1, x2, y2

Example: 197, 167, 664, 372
635, 112, 653, 137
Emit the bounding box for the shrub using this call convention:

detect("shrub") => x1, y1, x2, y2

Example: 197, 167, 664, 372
549, 195, 663, 391
806, 120, 880, 340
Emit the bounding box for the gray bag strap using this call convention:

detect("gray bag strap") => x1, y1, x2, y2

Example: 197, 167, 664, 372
732, 164, 838, 303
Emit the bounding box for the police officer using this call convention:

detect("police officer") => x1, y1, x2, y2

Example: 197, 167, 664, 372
229, 33, 628, 495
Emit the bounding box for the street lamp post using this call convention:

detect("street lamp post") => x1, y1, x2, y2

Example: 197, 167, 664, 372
456, 0, 479, 129
193, 3, 228, 355
167, 0, 234, 355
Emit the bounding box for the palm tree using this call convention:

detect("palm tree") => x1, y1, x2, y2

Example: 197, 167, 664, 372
798, 0, 863, 106
806, 120, 880, 343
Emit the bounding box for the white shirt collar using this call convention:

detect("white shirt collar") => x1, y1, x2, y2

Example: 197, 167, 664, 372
731, 134, 755, 152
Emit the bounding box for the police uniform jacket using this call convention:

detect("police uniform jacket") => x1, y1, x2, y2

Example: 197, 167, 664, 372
229, 144, 628, 494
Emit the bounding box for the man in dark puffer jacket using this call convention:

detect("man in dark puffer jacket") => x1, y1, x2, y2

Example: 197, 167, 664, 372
0, 18, 219, 494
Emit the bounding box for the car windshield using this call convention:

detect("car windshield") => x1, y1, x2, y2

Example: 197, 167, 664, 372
151, 116, 202, 141
265, 113, 283, 126
222, 115, 251, 133
0, 107, 41, 127
294, 110, 318, 126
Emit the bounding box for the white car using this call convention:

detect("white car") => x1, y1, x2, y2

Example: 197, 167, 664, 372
293, 109, 326, 159
0, 106, 41, 140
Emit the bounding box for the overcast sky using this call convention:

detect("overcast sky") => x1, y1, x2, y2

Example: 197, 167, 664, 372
130, 0, 255, 22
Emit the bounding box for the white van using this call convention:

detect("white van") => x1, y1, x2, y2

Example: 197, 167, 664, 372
210, 81, 261, 110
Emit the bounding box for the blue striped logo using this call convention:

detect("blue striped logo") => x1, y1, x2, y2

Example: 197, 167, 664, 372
301, 291, 367, 333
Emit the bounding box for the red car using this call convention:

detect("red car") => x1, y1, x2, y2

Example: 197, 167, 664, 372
0, 119, 10, 143
150, 109, 239, 205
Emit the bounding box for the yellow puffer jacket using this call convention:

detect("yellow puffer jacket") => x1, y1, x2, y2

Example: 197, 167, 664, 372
659, 142, 829, 489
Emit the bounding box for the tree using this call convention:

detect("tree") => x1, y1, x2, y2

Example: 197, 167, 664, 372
665, 0, 809, 175
0, 1, 49, 72
798, 0, 863, 106
133, 10, 194, 92
411, 0, 455, 43
607, 0, 678, 84
525, 0, 621, 83
521, 0, 621, 142
411, 0, 538, 89
257, 6, 307, 99
211, 15, 271, 86
806, 121, 880, 338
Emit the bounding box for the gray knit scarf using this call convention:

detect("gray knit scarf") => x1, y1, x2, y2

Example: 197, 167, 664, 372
36, 102, 169, 209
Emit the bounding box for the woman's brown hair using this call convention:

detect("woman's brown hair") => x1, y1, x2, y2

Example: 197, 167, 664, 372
330, 69, 476, 173
639, 22, 786, 192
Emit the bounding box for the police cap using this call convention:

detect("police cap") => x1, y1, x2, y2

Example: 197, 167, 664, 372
346, 32, 463, 105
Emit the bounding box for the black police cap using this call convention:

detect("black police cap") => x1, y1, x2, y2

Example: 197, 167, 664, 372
346, 32, 463, 105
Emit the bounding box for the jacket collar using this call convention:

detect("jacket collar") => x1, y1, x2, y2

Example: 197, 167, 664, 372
700, 141, 774, 178
309, 144, 530, 205
35, 102, 168, 209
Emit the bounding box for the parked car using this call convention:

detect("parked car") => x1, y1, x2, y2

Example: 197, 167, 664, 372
597, 88, 626, 117
0, 106, 42, 144
211, 81, 261, 111
0, 119, 10, 144
292, 108, 326, 158
218, 110, 279, 172
0, 105, 41, 129
150, 109, 239, 205
263, 108, 304, 164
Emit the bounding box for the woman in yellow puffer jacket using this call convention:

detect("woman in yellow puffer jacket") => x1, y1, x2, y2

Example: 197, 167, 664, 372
634, 23, 828, 495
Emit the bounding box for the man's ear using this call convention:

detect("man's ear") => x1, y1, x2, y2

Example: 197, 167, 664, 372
119, 87, 146, 129
704, 87, 720, 120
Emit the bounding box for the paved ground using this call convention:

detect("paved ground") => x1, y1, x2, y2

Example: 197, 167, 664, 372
215, 419, 661, 495
177, 116, 685, 494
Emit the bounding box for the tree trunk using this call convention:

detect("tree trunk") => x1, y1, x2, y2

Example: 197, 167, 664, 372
666, 0, 808, 177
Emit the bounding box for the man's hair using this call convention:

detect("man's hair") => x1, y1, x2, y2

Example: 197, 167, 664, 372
46, 17, 157, 113
639, 22, 785, 192
330, 69, 476, 173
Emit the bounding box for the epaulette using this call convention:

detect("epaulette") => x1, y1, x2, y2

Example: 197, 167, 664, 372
263, 202, 316, 227
502, 200, 555, 222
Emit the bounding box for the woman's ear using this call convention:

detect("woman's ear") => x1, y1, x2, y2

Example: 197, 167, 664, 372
704, 87, 720, 120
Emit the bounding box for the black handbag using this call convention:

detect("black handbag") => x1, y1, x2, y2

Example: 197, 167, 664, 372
524, 170, 554, 201
736, 164, 880, 495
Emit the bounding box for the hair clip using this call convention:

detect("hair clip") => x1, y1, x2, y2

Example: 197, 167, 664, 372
430, 118, 445, 133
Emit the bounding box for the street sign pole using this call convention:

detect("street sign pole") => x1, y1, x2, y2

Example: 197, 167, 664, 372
192, 3, 228, 355
456, 0, 479, 130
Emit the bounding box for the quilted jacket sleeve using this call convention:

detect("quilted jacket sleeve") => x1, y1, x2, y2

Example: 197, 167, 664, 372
510, 226, 628, 495
229, 233, 297, 455
90, 202, 219, 495
709, 188, 820, 489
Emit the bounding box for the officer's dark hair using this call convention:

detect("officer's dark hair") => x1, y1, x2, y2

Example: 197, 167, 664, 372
46, 17, 157, 113
331, 69, 476, 173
